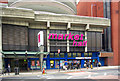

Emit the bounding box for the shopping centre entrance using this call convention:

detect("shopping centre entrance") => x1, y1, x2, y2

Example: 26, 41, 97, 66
4, 58, 28, 72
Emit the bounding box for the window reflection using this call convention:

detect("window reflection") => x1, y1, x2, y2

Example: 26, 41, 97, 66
60, 53, 64, 58
50, 53, 54, 58
73, 53, 76, 57
77, 53, 81, 57
55, 53, 59, 58
84, 53, 88, 57
68, 53, 71, 58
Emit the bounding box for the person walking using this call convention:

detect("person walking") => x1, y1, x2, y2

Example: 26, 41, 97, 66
7, 64, 11, 75
98, 62, 101, 67
84, 62, 86, 68
86, 61, 89, 69
90, 62, 93, 69
77, 62, 80, 69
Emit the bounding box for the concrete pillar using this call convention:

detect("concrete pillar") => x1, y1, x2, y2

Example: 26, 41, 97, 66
67, 22, 71, 29
47, 29, 50, 52
67, 22, 70, 52
47, 21, 50, 52
85, 24, 88, 52
0, 16, 3, 70
40, 54, 43, 70
39, 46, 44, 70
85, 31, 87, 52
47, 21, 50, 28
67, 30, 69, 52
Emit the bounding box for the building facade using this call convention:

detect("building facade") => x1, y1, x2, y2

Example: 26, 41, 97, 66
0, 0, 111, 71
0, 7, 110, 71
77, 0, 120, 66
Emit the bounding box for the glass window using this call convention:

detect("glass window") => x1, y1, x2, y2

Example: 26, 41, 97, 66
50, 53, 54, 58
55, 60, 59, 68
89, 53, 92, 57
60, 53, 64, 58
77, 53, 81, 57
31, 60, 35, 69
73, 53, 76, 57
55, 53, 59, 58
60, 60, 65, 67
43, 60, 46, 68
50, 60, 54, 68
68, 53, 71, 58
84, 53, 88, 57
36, 60, 40, 69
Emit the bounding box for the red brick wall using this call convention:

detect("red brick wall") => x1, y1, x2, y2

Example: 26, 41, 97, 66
0, 0, 8, 3
77, 1, 104, 17
77, 0, 120, 66
118, 2, 120, 65
111, 1, 119, 65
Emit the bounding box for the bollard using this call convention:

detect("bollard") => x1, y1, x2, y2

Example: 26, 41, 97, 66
42, 68, 46, 74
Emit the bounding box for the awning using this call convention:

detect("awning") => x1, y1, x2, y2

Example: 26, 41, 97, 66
1, 51, 49, 55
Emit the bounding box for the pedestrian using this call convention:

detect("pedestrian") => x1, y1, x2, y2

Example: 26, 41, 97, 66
2, 68, 7, 75
90, 62, 93, 69
86, 61, 89, 69
77, 62, 80, 69
7, 64, 11, 75
98, 62, 101, 67
84, 63, 86, 68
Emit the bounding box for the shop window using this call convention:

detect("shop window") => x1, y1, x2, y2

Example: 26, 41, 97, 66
60, 53, 64, 58
73, 53, 76, 57
36, 60, 40, 69
55, 53, 59, 58
77, 53, 81, 57
50, 53, 54, 58
60, 60, 64, 68
68, 53, 71, 58
89, 53, 92, 57
84, 53, 88, 57
31, 60, 35, 69
55, 60, 59, 68
50, 60, 54, 68
43, 60, 46, 68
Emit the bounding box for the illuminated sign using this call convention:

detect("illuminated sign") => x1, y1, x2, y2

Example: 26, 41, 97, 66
48, 33, 87, 46
75, 57, 91, 59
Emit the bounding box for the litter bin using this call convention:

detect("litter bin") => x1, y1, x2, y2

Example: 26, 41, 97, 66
14, 67, 19, 75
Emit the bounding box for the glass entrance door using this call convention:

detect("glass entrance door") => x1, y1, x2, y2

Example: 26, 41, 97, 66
19, 59, 28, 71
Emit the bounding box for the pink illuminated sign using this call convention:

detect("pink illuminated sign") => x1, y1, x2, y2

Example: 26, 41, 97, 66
48, 33, 87, 46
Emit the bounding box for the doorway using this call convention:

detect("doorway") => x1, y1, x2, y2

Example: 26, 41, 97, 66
19, 59, 28, 71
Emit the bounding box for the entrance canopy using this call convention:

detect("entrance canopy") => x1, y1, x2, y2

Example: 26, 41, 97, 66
1, 51, 49, 58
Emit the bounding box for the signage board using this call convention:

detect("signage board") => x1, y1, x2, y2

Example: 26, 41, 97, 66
38, 31, 44, 47
75, 57, 91, 59
31, 60, 35, 66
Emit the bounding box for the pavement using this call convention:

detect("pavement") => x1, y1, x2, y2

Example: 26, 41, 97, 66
0, 66, 120, 80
